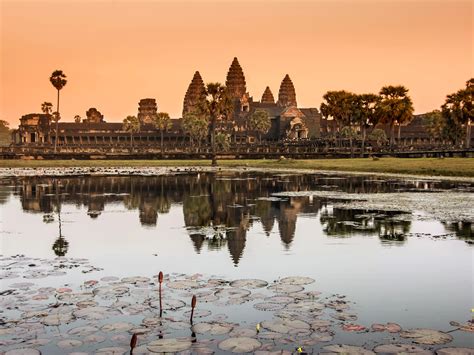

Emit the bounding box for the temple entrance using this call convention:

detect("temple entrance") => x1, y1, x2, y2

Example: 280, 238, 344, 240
287, 118, 308, 140
30, 132, 36, 143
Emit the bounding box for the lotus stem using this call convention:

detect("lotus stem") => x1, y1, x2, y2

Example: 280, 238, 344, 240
190, 295, 197, 324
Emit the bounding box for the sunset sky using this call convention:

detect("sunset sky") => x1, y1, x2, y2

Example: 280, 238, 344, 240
1, 0, 472, 125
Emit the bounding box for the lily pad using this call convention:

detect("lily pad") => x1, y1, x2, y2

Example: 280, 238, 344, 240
230, 279, 268, 289
371, 322, 402, 333
218, 337, 262, 353
68, 325, 99, 336
101, 322, 134, 332
280, 276, 315, 285
215, 288, 251, 298
149, 299, 186, 310
57, 339, 83, 349
373, 344, 432, 354
323, 344, 375, 354
95, 347, 128, 354
147, 338, 192, 353
193, 322, 233, 335
436, 348, 474, 355
261, 319, 310, 333
267, 284, 304, 293
284, 301, 325, 313
254, 302, 285, 311
400, 328, 453, 345
5, 349, 41, 355
167, 280, 200, 289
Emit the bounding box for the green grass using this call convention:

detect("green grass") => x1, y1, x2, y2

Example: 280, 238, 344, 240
1, 158, 473, 177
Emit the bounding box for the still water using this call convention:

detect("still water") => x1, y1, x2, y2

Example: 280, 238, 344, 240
1, 172, 473, 353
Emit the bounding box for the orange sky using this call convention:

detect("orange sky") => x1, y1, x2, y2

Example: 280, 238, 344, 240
1, 0, 472, 126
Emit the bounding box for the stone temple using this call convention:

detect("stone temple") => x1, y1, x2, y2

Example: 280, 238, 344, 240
183, 57, 320, 141
12, 57, 321, 146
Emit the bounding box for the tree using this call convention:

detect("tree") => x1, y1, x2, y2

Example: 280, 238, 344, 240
196, 83, 234, 166
122, 115, 140, 148
74, 115, 81, 123
377, 85, 414, 146
441, 78, 473, 148
215, 132, 231, 152
353, 94, 380, 157
368, 128, 388, 147
0, 120, 10, 146
320, 90, 357, 156
424, 110, 445, 144
49, 70, 67, 153
152, 112, 172, 156
248, 109, 271, 143
182, 112, 208, 152
41, 102, 53, 115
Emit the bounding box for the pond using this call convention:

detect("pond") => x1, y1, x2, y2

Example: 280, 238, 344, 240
1, 171, 473, 354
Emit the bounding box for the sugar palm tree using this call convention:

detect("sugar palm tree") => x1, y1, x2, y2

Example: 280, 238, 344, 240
122, 115, 140, 148
196, 83, 234, 166
152, 112, 172, 156
441, 78, 473, 148
320, 90, 356, 156
377, 85, 414, 147
354, 93, 380, 156
49, 70, 67, 152
74, 115, 81, 123
248, 109, 271, 143
41, 102, 53, 115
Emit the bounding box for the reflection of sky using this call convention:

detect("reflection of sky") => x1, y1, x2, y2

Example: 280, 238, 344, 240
2, 194, 474, 347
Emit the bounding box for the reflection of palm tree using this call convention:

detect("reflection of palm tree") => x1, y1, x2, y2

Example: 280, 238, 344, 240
52, 235, 69, 257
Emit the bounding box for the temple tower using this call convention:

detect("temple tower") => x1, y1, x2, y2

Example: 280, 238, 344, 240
277, 74, 297, 107
138, 98, 157, 125
225, 57, 247, 100
261, 86, 275, 104
183, 71, 206, 116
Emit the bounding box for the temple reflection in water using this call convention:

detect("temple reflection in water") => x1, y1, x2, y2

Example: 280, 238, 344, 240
1, 173, 471, 264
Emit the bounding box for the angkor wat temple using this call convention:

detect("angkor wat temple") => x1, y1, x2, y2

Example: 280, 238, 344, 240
12, 58, 320, 147
9, 57, 471, 153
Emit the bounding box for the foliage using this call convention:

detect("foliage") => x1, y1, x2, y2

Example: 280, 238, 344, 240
0, 120, 11, 146
196, 82, 234, 165
74, 115, 81, 123
182, 112, 208, 146
441, 78, 473, 148
368, 128, 388, 146
320, 90, 356, 130
122, 115, 140, 147
41, 102, 53, 115
49, 70, 67, 92
377, 85, 414, 144
152, 112, 172, 132
215, 132, 231, 152
340, 126, 360, 139
248, 109, 271, 142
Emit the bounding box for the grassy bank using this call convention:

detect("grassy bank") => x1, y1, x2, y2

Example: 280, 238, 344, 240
0, 158, 473, 177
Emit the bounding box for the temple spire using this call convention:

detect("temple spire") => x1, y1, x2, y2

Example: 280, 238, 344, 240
225, 57, 247, 100
277, 74, 297, 107
261, 86, 275, 104
183, 71, 205, 116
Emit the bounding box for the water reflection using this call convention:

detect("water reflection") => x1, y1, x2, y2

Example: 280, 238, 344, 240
1, 173, 472, 264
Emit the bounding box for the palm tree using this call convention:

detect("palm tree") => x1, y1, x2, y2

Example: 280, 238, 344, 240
74, 115, 81, 123
41, 102, 53, 115
424, 110, 444, 144
441, 79, 473, 148
196, 83, 234, 166
354, 94, 380, 156
320, 90, 356, 156
248, 109, 271, 143
182, 112, 208, 152
377, 85, 414, 147
122, 115, 140, 148
152, 112, 172, 156
49, 70, 67, 153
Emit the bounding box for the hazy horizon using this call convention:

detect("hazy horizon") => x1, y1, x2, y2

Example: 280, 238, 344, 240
1, 0, 472, 125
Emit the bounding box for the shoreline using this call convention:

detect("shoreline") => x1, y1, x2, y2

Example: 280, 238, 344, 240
1, 163, 474, 183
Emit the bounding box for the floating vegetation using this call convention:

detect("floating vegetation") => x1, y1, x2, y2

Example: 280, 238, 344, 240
0, 255, 470, 354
